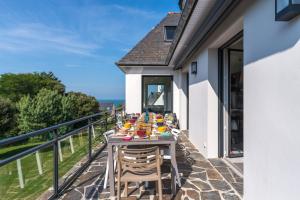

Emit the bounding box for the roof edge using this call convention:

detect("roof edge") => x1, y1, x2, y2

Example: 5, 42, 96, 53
174, 0, 241, 70
165, 0, 198, 65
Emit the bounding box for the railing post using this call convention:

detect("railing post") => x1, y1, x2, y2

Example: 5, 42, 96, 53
88, 119, 92, 160
114, 107, 117, 123
105, 112, 108, 132
53, 129, 59, 196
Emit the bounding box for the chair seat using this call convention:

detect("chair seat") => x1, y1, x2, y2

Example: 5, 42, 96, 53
121, 170, 159, 182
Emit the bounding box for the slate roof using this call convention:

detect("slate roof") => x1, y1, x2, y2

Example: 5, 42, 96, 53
165, 0, 197, 65
116, 12, 181, 66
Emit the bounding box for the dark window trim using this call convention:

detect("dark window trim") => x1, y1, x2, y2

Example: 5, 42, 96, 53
218, 31, 243, 158
164, 26, 177, 42
275, 0, 300, 21
141, 75, 173, 114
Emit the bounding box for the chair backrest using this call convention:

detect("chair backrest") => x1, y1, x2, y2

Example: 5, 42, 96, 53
103, 130, 115, 142
118, 146, 160, 173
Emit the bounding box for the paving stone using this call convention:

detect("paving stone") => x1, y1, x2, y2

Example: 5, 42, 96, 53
207, 169, 223, 180
222, 192, 241, 200
209, 180, 231, 191
189, 152, 206, 161
181, 181, 199, 191
209, 159, 227, 167
201, 191, 222, 200
193, 160, 213, 169
189, 172, 207, 181
186, 189, 200, 199
215, 166, 230, 174
221, 172, 235, 183
231, 182, 243, 196
191, 180, 212, 191
61, 189, 82, 199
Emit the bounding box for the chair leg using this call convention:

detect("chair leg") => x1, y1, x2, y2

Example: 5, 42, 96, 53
158, 179, 163, 200
117, 180, 121, 200
124, 181, 128, 197
175, 169, 181, 187
103, 161, 109, 189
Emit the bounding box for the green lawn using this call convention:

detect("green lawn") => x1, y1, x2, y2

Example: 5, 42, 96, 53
0, 124, 110, 200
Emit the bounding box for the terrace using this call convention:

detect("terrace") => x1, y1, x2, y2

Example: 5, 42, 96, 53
0, 109, 243, 200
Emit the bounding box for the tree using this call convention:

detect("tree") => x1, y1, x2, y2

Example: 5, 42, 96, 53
66, 92, 99, 118
0, 72, 65, 102
0, 97, 16, 138
17, 89, 99, 134
17, 89, 63, 133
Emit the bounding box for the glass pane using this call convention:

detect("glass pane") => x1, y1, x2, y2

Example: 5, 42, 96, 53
229, 50, 243, 156
0, 145, 54, 200
292, 0, 300, 3
142, 76, 172, 113
58, 128, 89, 187
165, 26, 176, 40
277, 0, 289, 12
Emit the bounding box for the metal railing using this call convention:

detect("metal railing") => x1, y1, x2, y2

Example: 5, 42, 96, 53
0, 106, 124, 199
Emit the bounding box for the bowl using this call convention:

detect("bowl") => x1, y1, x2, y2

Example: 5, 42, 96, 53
129, 119, 136, 124
136, 130, 146, 137
124, 123, 131, 129
157, 126, 167, 133
156, 119, 164, 123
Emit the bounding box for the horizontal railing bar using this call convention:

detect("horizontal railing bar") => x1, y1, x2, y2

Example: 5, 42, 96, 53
0, 114, 115, 166
57, 124, 90, 141
0, 140, 54, 167
0, 112, 109, 147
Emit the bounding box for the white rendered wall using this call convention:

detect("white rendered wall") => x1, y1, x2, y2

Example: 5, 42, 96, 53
243, 0, 300, 199
186, 48, 219, 158
125, 73, 141, 113
124, 66, 181, 117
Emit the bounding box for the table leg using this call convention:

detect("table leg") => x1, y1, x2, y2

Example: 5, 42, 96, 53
108, 143, 115, 197
170, 142, 177, 196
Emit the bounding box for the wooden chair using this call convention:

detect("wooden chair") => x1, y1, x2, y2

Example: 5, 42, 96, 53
117, 146, 163, 200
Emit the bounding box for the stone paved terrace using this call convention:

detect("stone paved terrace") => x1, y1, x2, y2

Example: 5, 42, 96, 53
58, 133, 243, 200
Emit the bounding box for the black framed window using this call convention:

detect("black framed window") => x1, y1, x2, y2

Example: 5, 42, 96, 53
142, 76, 173, 113
164, 26, 176, 41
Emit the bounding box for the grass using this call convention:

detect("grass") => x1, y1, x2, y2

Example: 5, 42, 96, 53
0, 123, 112, 200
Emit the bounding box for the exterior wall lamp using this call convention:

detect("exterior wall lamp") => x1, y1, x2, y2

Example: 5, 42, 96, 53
191, 61, 197, 75
276, 0, 300, 21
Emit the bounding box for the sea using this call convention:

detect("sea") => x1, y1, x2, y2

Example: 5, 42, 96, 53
97, 99, 125, 106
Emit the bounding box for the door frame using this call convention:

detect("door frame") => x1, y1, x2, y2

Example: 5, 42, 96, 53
218, 31, 243, 158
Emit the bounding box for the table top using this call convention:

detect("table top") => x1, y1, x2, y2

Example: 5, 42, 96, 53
108, 135, 175, 145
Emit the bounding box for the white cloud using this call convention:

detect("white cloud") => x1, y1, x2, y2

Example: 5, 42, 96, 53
0, 23, 100, 56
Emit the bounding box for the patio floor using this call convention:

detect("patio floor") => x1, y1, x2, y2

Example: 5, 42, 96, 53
59, 133, 243, 200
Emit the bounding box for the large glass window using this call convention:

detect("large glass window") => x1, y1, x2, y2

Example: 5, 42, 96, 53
142, 76, 173, 113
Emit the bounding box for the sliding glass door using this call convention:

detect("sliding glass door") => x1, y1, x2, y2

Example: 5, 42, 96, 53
142, 76, 173, 113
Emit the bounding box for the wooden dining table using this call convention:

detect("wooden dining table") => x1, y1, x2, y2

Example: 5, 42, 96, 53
107, 135, 179, 197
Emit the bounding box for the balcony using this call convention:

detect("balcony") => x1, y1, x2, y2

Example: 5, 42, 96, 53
0, 110, 243, 200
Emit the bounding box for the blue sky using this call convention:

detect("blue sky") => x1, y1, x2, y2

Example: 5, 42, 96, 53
0, 0, 179, 99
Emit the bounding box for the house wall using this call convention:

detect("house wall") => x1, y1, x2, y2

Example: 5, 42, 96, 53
182, 0, 246, 158
243, 0, 300, 199
125, 73, 141, 113
124, 67, 184, 119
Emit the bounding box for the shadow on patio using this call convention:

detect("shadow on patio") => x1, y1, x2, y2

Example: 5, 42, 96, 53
58, 133, 243, 200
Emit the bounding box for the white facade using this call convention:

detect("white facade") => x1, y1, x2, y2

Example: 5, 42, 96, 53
119, 0, 300, 198
243, 0, 300, 199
